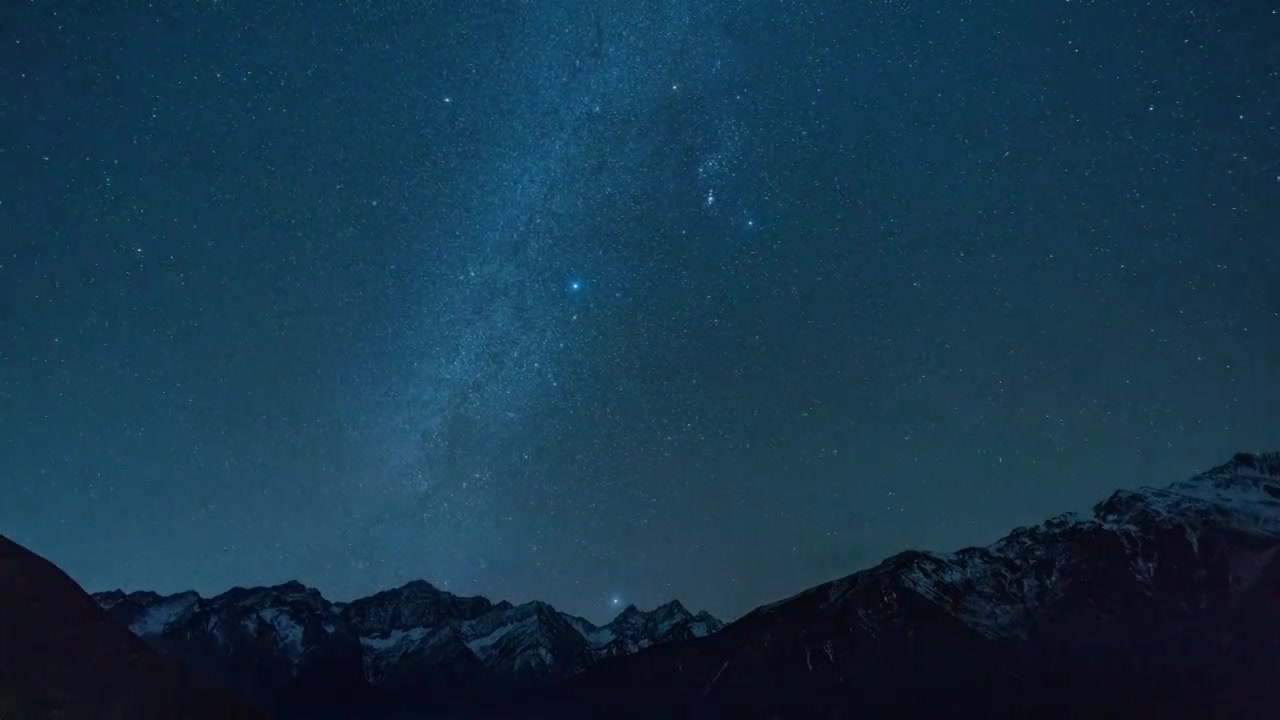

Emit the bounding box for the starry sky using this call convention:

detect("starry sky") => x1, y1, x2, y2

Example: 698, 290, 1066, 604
1, 0, 1277, 623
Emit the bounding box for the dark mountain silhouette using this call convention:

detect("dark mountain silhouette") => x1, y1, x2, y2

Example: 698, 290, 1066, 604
0, 534, 264, 720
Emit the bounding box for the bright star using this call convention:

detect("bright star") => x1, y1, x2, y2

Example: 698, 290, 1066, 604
568, 280, 583, 292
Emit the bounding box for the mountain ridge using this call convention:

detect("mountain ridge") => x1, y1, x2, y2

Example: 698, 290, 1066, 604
93, 573, 723, 717
512, 450, 1280, 718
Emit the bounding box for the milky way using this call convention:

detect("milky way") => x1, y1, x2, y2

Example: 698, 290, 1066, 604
2, 0, 1276, 623
348, 1, 756, 591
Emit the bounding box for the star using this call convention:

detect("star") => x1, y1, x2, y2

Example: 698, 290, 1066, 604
6, 0, 1273, 634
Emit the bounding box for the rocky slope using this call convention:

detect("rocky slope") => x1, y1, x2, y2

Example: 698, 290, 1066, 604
94, 577, 721, 717
511, 451, 1280, 719
0, 534, 264, 720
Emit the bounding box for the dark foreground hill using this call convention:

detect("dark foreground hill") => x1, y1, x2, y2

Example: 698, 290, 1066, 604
0, 534, 264, 720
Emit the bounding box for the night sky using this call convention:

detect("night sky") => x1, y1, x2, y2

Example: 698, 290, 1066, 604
2, 1, 1277, 623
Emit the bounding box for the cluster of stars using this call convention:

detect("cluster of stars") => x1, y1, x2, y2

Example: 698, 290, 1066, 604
0, 0, 1275, 627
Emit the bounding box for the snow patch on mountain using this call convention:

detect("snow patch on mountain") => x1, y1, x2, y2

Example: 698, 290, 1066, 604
562, 614, 615, 646
257, 607, 305, 658
463, 616, 529, 659
362, 627, 430, 651
129, 592, 199, 636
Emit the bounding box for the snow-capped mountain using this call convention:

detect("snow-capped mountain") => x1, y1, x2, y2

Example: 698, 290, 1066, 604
564, 599, 723, 659
95, 581, 369, 715
516, 451, 1280, 719
94, 576, 722, 717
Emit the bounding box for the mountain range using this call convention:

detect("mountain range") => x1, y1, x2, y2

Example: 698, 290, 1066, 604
91, 576, 721, 718
2, 450, 1278, 718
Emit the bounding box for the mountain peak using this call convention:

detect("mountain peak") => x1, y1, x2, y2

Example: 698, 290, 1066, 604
397, 578, 442, 593
654, 598, 689, 616
1223, 451, 1280, 479
267, 580, 318, 597
514, 599, 559, 618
